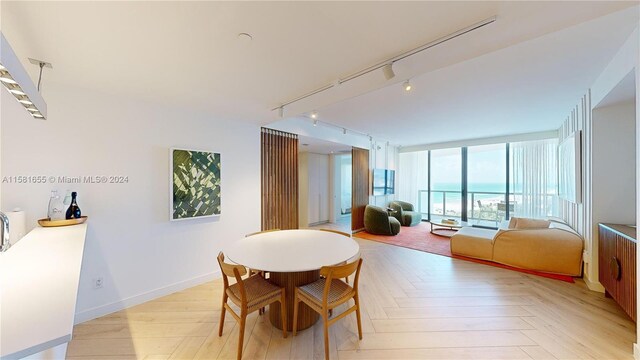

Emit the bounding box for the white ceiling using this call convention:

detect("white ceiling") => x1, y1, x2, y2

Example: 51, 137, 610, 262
1, 1, 637, 146
298, 135, 352, 155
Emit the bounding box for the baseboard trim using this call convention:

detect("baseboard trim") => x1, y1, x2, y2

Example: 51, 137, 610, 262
74, 270, 221, 324
583, 275, 605, 293
634, 343, 640, 360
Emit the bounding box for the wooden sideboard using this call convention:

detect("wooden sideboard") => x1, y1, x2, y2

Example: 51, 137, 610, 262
598, 223, 636, 321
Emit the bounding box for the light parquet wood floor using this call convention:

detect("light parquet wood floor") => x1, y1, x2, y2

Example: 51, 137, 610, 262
67, 239, 636, 360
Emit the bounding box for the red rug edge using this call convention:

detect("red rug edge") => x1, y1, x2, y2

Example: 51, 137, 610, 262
354, 232, 575, 283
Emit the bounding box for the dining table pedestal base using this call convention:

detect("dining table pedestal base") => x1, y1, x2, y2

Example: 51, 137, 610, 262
269, 270, 320, 331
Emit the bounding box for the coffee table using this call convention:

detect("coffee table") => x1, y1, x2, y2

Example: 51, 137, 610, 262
430, 219, 470, 237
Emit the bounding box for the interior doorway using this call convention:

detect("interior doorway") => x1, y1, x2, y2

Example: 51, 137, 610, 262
297, 136, 352, 233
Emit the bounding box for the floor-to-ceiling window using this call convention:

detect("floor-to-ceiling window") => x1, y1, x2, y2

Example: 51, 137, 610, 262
429, 148, 462, 222
398, 138, 558, 227
467, 143, 507, 226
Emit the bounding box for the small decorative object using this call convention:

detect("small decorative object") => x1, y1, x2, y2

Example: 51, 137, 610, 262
170, 148, 221, 221
442, 218, 458, 225
65, 191, 81, 219
47, 190, 65, 220
63, 190, 72, 208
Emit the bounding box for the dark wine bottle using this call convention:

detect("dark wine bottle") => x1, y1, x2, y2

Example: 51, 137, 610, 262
65, 192, 82, 219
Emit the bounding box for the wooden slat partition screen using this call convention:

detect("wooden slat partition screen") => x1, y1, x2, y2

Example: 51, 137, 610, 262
261, 128, 299, 230
352, 147, 370, 232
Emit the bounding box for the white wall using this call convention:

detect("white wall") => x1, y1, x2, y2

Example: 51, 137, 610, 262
591, 101, 636, 286
592, 101, 636, 224
1, 83, 261, 322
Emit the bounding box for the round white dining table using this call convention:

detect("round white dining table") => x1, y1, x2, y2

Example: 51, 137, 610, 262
225, 229, 360, 331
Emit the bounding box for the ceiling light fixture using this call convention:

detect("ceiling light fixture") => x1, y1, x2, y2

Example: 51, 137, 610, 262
272, 16, 496, 113
0, 33, 48, 119
238, 32, 253, 41
18, 97, 32, 105
0, 73, 17, 84
343, 128, 347, 135
8, 87, 25, 96
310, 111, 318, 119
382, 63, 395, 80
403, 80, 412, 92
313, 119, 318, 126
278, 106, 284, 118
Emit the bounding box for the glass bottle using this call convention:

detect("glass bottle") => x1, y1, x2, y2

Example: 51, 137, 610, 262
65, 192, 82, 219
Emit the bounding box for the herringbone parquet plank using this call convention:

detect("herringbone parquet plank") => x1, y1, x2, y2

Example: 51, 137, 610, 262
67, 238, 635, 359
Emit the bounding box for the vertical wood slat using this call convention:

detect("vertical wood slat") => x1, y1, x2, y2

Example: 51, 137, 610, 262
352, 147, 370, 232
261, 128, 299, 230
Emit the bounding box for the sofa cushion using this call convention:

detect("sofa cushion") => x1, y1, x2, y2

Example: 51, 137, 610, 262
508, 217, 551, 229
492, 228, 583, 276
450, 227, 497, 261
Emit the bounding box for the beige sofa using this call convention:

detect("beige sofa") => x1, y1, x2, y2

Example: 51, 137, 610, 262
450, 218, 583, 276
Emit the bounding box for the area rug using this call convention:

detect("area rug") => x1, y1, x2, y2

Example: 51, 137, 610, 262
354, 222, 575, 283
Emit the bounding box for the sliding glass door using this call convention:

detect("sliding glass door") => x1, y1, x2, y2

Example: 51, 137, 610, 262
467, 144, 507, 226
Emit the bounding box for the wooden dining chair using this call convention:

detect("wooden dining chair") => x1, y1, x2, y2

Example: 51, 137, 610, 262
292, 258, 364, 360
217, 252, 287, 360
245, 228, 280, 314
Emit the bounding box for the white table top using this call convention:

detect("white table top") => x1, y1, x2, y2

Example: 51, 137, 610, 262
1, 224, 88, 360
225, 229, 360, 272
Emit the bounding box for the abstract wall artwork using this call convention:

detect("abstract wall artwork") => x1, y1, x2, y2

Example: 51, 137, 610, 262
170, 148, 221, 220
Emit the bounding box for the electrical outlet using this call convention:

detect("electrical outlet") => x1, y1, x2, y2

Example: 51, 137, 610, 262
93, 277, 104, 289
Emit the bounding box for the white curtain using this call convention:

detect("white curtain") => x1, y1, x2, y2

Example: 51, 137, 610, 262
398, 151, 428, 212
510, 139, 559, 219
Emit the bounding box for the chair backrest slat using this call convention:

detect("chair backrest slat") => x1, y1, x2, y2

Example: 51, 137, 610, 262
320, 259, 360, 279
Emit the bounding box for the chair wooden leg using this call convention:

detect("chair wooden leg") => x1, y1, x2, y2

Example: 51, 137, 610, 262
322, 310, 330, 360
354, 294, 363, 340
280, 289, 288, 338
237, 311, 246, 360
292, 290, 299, 336
218, 295, 227, 336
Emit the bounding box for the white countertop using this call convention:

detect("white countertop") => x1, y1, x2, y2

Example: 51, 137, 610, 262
225, 229, 360, 272
0, 223, 87, 360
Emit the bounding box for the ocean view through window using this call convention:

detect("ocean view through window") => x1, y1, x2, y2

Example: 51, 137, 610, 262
400, 139, 558, 227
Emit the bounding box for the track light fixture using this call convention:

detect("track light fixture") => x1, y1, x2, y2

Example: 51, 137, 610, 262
343, 128, 347, 135
382, 63, 395, 80
0, 33, 49, 119
313, 119, 318, 126
278, 106, 284, 118
272, 16, 496, 114
403, 80, 412, 92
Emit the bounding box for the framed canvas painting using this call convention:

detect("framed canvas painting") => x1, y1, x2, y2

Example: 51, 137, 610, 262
170, 148, 221, 221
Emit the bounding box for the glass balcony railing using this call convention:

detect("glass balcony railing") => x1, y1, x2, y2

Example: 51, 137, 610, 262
417, 189, 557, 227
